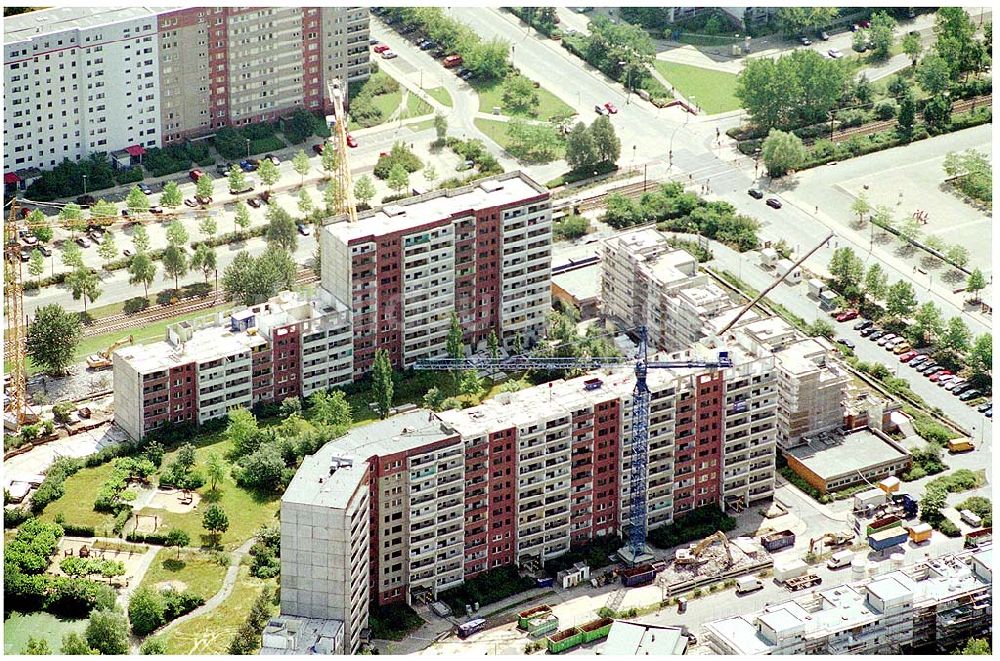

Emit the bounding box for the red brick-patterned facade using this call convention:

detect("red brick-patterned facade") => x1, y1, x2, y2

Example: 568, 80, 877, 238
486, 428, 517, 570
302, 8, 324, 112
207, 8, 230, 130
673, 373, 724, 516
270, 324, 302, 400
592, 399, 622, 537
141, 362, 197, 434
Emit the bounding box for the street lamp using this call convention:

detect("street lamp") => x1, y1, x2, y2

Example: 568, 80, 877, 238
618, 60, 633, 105
245, 138, 251, 159
82, 174, 88, 195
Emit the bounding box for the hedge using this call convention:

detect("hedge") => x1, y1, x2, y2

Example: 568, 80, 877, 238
368, 602, 426, 641
29, 457, 83, 513
647, 504, 737, 549
439, 564, 536, 612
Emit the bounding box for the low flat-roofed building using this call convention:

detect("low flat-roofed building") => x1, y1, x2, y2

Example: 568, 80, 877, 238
260, 616, 345, 655
552, 263, 600, 319
784, 427, 911, 495
602, 621, 690, 655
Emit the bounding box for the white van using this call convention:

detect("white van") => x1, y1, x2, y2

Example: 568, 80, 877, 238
827, 550, 855, 569
736, 576, 763, 594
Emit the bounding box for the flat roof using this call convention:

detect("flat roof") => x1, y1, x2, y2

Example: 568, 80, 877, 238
115, 322, 267, 373
603, 622, 688, 655
552, 264, 600, 302
704, 616, 771, 655
787, 428, 908, 481
5, 7, 166, 43
283, 410, 456, 510
326, 172, 547, 244
866, 575, 912, 603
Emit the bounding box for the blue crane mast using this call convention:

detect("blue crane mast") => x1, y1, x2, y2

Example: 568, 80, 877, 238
414, 326, 732, 565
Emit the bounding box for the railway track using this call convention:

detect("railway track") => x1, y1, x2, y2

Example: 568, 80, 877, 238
573, 180, 663, 213
829, 94, 991, 144
82, 268, 319, 338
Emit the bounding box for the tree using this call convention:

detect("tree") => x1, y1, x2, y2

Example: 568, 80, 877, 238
61, 241, 84, 269
323, 179, 344, 214
222, 247, 296, 306
266, 206, 298, 252
195, 173, 214, 199
165, 528, 191, 559
868, 11, 897, 60
140, 636, 167, 655
354, 175, 376, 207
923, 94, 952, 130
202, 505, 230, 545
321, 142, 340, 177
488, 329, 500, 361
828, 247, 864, 295
61, 631, 93, 655
228, 165, 247, 194
372, 348, 394, 420
958, 638, 991, 655
234, 202, 251, 233
774, 7, 837, 36
460, 369, 484, 400
297, 187, 314, 216
901, 31, 923, 68
235, 444, 286, 492
899, 216, 922, 243
910, 301, 944, 345
226, 407, 260, 457
292, 149, 311, 185
513, 331, 523, 356
736, 49, 846, 131
423, 163, 437, 185
199, 217, 218, 242
807, 318, 834, 339
96, 231, 118, 266
166, 220, 189, 248
23, 637, 51, 655
66, 266, 102, 312
387, 163, 410, 195
176, 442, 196, 471
590, 115, 620, 164
863, 263, 888, 303
160, 181, 182, 207
501, 74, 539, 114
920, 486, 947, 524
59, 202, 86, 235
945, 244, 969, 269
897, 89, 916, 139
28, 248, 45, 278
852, 29, 870, 54
132, 224, 151, 253
126, 185, 151, 214
933, 7, 980, 78
968, 333, 991, 377
885, 280, 918, 319
761, 129, 805, 177
423, 386, 445, 411
446, 312, 464, 360
939, 316, 972, 356
565, 121, 599, 171
966, 268, 986, 302
257, 158, 279, 191
505, 119, 563, 162
433, 113, 448, 143
128, 586, 166, 636
161, 245, 189, 291
205, 453, 226, 492
27, 209, 53, 243
128, 252, 157, 298
308, 389, 352, 427
851, 192, 871, 225
464, 36, 511, 81
85, 608, 129, 655
190, 243, 218, 286
554, 214, 590, 241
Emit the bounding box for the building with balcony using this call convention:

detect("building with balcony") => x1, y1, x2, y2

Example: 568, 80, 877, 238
321, 172, 552, 378
704, 547, 992, 654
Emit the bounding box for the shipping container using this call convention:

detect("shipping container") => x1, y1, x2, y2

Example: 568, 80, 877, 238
908, 522, 932, 543
621, 564, 655, 587
736, 576, 763, 594
947, 439, 975, 453
960, 510, 983, 527
773, 559, 809, 583
546, 627, 584, 654
579, 618, 613, 643
964, 527, 992, 549
866, 515, 902, 536
868, 528, 909, 551
761, 530, 796, 552
854, 488, 887, 512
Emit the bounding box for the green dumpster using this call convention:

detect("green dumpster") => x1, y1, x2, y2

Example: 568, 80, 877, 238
579, 617, 613, 643
546, 627, 584, 654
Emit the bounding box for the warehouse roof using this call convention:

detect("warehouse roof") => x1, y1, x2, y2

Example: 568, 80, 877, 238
602, 622, 688, 655
786, 428, 909, 481
552, 264, 600, 303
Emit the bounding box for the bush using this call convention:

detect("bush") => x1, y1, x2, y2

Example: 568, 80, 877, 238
648, 504, 737, 549
439, 564, 536, 612
4, 507, 31, 528
61, 522, 97, 537
957, 496, 992, 527
544, 535, 621, 578
30, 457, 83, 513
937, 518, 961, 537
368, 601, 425, 641
373, 142, 422, 180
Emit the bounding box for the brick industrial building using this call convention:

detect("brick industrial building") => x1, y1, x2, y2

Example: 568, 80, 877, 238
4, 6, 369, 175
114, 173, 552, 438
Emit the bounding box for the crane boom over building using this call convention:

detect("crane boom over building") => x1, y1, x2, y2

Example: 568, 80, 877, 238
415, 326, 732, 564
325, 80, 358, 224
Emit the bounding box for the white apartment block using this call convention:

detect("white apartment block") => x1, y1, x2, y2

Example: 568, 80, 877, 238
705, 547, 992, 655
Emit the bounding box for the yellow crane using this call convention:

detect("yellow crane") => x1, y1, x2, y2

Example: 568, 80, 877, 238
86, 334, 134, 370
674, 531, 733, 565
325, 79, 358, 223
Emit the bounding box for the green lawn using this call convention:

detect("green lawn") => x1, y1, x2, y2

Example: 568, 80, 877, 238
402, 92, 433, 119
165, 566, 275, 655
425, 86, 453, 108
474, 118, 566, 160
138, 548, 227, 601
40, 461, 118, 533
407, 117, 437, 133
472, 79, 575, 121
4, 611, 88, 655
652, 60, 740, 115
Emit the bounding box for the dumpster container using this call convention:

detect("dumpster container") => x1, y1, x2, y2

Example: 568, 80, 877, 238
621, 564, 655, 587
579, 618, 613, 643
525, 613, 559, 638
536, 577, 555, 588
546, 627, 584, 654
866, 515, 902, 536
518, 606, 551, 631
761, 530, 796, 552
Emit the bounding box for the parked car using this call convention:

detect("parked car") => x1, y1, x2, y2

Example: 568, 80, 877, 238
258, 191, 271, 205
18, 248, 30, 263
38, 245, 52, 257
432, 48, 446, 58
976, 402, 992, 413
835, 338, 855, 350
189, 169, 204, 182
918, 363, 941, 375
239, 160, 258, 172
944, 379, 966, 392
748, 188, 764, 199
184, 198, 198, 208
859, 326, 878, 337
346, 134, 358, 148
594, 104, 607, 115
868, 329, 886, 341
885, 337, 905, 350
604, 102, 618, 114
892, 342, 912, 354
853, 319, 873, 331
899, 351, 918, 362
936, 374, 957, 386
909, 355, 930, 367
21, 235, 38, 247
373, 44, 390, 53
195, 195, 212, 206
313, 143, 326, 155
75, 194, 97, 207
958, 389, 981, 402
836, 309, 859, 322
827, 48, 843, 59
216, 162, 233, 175
120, 209, 131, 217
137, 182, 154, 195
766, 197, 782, 209
819, 30, 830, 41
381, 50, 398, 59
459, 69, 474, 80
369, 37, 380, 46
149, 205, 164, 214
876, 333, 896, 346
247, 197, 262, 208
928, 370, 952, 382
859, 19, 871, 28
296, 223, 312, 236
75, 236, 91, 248
420, 41, 437, 51
265, 154, 281, 165
849, 23, 860, 32
799, 36, 812, 45
123, 249, 133, 258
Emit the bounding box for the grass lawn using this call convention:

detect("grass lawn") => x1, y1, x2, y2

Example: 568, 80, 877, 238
164, 566, 276, 655
133, 435, 280, 550
4, 611, 88, 655
402, 92, 433, 119
137, 548, 227, 601
472, 79, 575, 121
407, 117, 437, 133
39, 461, 118, 533
652, 61, 740, 115
474, 118, 566, 160
424, 86, 452, 108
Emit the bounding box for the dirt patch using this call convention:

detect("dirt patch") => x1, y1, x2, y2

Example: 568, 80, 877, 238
156, 580, 188, 593
147, 489, 201, 514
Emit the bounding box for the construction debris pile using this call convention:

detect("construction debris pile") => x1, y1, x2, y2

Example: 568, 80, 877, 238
658, 536, 767, 586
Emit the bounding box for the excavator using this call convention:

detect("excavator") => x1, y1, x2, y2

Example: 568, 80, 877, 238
674, 531, 734, 565
808, 531, 854, 554
86, 335, 133, 370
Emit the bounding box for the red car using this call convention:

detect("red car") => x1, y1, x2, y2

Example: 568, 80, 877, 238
189, 169, 204, 182
899, 351, 918, 363
313, 143, 325, 155
604, 102, 618, 114
346, 134, 358, 148
928, 370, 952, 383
373, 44, 390, 53
859, 19, 871, 28
835, 309, 859, 322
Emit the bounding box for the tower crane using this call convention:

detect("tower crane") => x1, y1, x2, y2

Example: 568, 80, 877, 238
325, 80, 358, 224
414, 326, 732, 565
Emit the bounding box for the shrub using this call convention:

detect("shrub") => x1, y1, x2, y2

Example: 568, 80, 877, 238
4, 507, 31, 528
647, 504, 737, 549
368, 601, 425, 641
937, 518, 961, 537
439, 565, 536, 611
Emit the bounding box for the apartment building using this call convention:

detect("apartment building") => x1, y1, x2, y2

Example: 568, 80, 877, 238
600, 228, 740, 352
321, 172, 552, 378
3, 6, 369, 173
704, 547, 992, 654
113, 290, 351, 439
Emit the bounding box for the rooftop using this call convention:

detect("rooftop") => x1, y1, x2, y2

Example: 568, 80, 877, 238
552, 264, 600, 302
786, 428, 909, 481
5, 7, 165, 43
260, 616, 344, 655
114, 318, 266, 374
602, 622, 689, 655
283, 410, 457, 510
326, 172, 547, 244
773, 338, 847, 380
